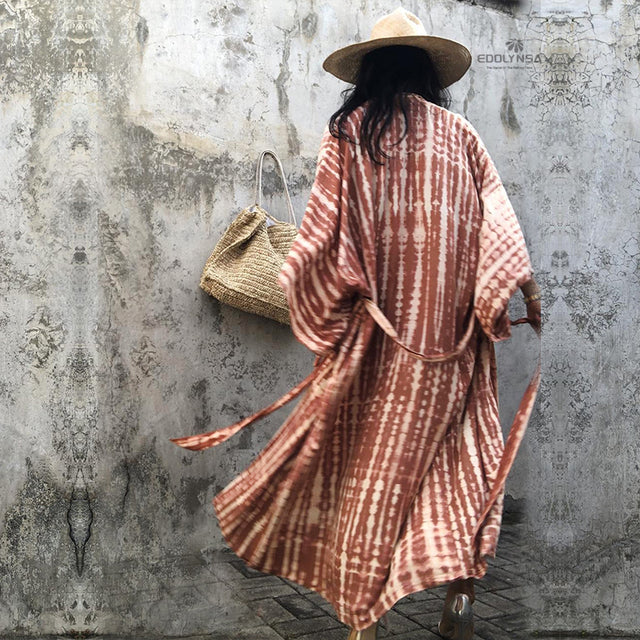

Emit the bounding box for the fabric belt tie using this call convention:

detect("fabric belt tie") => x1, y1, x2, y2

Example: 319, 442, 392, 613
170, 295, 541, 545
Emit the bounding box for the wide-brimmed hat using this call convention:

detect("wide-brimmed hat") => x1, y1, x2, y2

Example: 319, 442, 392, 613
322, 7, 471, 88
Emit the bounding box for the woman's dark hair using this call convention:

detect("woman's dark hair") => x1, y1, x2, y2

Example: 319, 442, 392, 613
328, 45, 452, 165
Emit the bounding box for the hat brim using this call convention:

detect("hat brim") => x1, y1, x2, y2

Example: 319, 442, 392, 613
322, 35, 471, 88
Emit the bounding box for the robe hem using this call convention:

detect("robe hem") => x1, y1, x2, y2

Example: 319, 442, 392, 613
212, 495, 496, 632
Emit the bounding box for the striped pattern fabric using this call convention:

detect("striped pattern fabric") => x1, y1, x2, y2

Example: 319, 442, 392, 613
171, 93, 537, 631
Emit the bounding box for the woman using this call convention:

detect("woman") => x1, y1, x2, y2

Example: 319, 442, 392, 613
171, 7, 541, 640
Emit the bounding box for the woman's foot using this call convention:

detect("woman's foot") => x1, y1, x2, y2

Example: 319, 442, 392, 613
438, 578, 475, 640
445, 577, 475, 604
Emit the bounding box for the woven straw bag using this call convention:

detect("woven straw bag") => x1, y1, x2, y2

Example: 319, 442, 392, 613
200, 149, 299, 325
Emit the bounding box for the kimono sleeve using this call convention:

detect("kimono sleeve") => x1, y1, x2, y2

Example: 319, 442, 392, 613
277, 123, 370, 356
471, 131, 534, 342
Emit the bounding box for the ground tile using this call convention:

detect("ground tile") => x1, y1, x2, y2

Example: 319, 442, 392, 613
393, 598, 443, 617
295, 628, 351, 640
394, 589, 434, 603
380, 628, 442, 639
377, 609, 422, 636
271, 614, 345, 639
240, 583, 300, 601
229, 559, 270, 579
472, 599, 512, 620
252, 598, 298, 625
475, 590, 527, 616
491, 611, 530, 633
474, 619, 530, 640
274, 593, 326, 619
233, 575, 289, 591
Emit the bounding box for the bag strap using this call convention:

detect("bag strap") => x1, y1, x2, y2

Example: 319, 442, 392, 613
253, 150, 297, 226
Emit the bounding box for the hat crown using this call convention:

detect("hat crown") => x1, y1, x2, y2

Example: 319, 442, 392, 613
321, 6, 471, 88
370, 7, 428, 40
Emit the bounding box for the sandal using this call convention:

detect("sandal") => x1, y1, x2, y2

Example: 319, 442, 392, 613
438, 592, 474, 640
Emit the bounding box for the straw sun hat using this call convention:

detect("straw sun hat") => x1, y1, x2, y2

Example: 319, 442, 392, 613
322, 7, 472, 88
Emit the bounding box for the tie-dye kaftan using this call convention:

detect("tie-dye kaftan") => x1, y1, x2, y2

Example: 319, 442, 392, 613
170, 93, 540, 631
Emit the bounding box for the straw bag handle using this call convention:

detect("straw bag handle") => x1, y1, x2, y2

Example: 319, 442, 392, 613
253, 149, 297, 226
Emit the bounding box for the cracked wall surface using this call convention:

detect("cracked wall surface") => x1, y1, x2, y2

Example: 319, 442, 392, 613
0, 0, 638, 636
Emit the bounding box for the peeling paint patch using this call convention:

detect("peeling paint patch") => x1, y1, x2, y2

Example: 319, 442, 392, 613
21, 305, 65, 368
136, 17, 148, 45
301, 11, 317, 39
500, 88, 521, 133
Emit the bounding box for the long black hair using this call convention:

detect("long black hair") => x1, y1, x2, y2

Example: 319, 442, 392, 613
328, 45, 452, 165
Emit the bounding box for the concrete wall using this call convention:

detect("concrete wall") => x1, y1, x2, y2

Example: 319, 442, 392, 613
0, 0, 637, 635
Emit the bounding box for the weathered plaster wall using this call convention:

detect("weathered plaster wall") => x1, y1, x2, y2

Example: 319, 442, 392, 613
0, 0, 637, 636
512, 1, 640, 634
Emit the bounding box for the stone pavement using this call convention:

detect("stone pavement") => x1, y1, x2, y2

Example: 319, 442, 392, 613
195, 518, 535, 640
6, 516, 630, 639
104, 515, 539, 640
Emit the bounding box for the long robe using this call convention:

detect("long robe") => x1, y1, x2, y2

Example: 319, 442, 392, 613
170, 93, 540, 631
